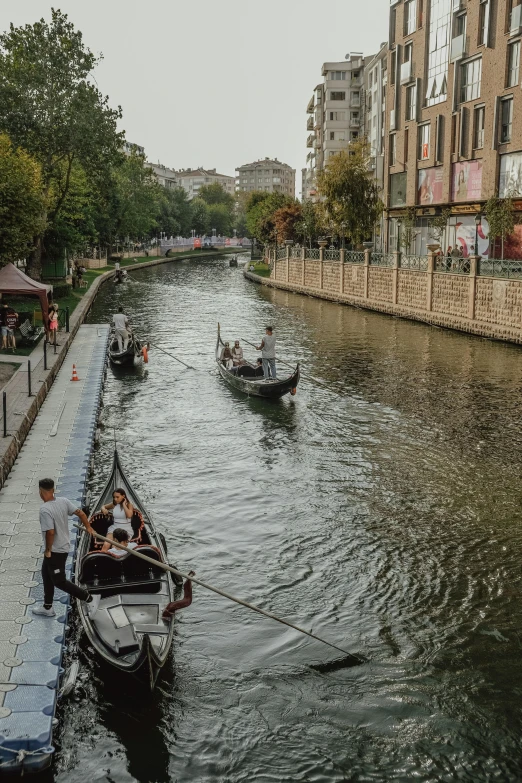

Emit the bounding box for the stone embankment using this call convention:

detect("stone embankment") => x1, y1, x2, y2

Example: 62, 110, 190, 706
245, 248, 522, 345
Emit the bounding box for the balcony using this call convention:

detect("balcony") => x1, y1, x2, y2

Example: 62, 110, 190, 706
307, 116, 314, 131
400, 59, 414, 85
350, 75, 363, 87
450, 33, 466, 61
511, 3, 522, 33
350, 95, 361, 107
307, 95, 315, 114
307, 133, 315, 148
350, 116, 360, 128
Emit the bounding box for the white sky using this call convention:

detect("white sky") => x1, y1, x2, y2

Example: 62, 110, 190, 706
1, 1, 389, 189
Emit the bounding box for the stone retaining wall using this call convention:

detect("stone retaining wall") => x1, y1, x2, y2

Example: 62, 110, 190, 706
246, 252, 522, 345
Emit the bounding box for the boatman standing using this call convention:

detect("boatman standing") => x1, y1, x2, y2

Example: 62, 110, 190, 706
32, 478, 100, 618
113, 306, 130, 352
256, 325, 277, 381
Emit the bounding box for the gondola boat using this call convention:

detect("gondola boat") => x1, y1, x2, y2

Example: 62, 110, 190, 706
74, 450, 183, 689
216, 324, 299, 399
108, 332, 143, 367
229, 256, 238, 267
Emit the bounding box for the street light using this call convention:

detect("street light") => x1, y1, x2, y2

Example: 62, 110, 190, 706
396, 219, 402, 252
474, 213, 481, 256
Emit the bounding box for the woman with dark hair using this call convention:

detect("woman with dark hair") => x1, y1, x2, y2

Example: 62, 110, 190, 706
100, 488, 135, 551
48, 304, 59, 347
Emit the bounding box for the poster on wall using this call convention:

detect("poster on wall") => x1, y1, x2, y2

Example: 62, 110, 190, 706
451, 161, 483, 202
499, 152, 522, 197
417, 167, 443, 205
450, 215, 489, 257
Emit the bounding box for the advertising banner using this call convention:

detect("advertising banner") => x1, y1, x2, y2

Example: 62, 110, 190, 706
499, 152, 522, 197
417, 167, 443, 205
193, 238, 202, 248
451, 161, 483, 202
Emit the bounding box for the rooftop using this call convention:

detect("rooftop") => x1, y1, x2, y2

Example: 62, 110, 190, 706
237, 158, 295, 172
175, 168, 234, 179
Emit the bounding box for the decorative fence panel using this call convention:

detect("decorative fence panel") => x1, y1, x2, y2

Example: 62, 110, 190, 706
435, 257, 470, 275
325, 249, 341, 261
345, 251, 365, 264
400, 255, 428, 271
370, 253, 394, 267
305, 248, 320, 260
276, 247, 287, 260
479, 259, 522, 279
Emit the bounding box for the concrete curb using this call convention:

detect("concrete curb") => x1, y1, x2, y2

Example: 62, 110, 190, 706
243, 270, 522, 346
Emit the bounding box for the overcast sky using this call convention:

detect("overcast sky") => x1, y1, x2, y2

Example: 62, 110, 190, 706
1, 1, 389, 190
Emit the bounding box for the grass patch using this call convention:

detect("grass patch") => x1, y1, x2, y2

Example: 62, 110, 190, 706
250, 262, 271, 278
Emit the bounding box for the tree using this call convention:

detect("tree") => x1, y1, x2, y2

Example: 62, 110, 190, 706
198, 182, 235, 209
484, 195, 517, 259
190, 198, 210, 235
273, 202, 302, 243
0, 9, 123, 277
317, 141, 382, 247
207, 204, 233, 236
0, 133, 45, 264
399, 207, 418, 253
295, 200, 323, 247
428, 208, 451, 247
246, 192, 292, 244
112, 152, 163, 242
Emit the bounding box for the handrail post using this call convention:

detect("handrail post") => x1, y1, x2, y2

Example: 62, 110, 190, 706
427, 251, 436, 311
319, 247, 324, 289
392, 250, 400, 305
3, 391, 6, 437
339, 249, 345, 294
43, 339, 47, 371
301, 246, 306, 286
468, 255, 479, 320
65, 306, 70, 333
363, 249, 370, 299
286, 244, 290, 283
27, 360, 32, 397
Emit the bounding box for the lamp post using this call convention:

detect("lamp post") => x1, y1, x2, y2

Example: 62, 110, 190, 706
474, 213, 481, 256
396, 219, 402, 252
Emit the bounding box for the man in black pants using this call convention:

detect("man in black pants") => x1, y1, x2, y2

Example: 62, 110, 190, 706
32, 478, 100, 618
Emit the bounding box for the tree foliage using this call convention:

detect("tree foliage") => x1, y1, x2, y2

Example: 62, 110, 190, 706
190, 198, 210, 235
246, 192, 293, 244
317, 141, 382, 247
484, 195, 517, 259
273, 202, 303, 243
0, 9, 123, 276
0, 133, 45, 264
295, 200, 323, 247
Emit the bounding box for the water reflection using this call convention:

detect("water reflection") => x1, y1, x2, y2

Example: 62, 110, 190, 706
48, 255, 522, 782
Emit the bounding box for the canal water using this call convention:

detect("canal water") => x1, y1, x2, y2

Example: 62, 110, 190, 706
54, 255, 522, 782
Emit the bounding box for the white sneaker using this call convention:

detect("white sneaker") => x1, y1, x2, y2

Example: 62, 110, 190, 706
32, 605, 56, 618
87, 594, 101, 618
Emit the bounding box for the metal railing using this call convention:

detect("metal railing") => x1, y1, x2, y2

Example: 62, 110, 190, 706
370, 252, 394, 267
325, 249, 341, 261
478, 258, 522, 279
400, 255, 428, 271
305, 248, 320, 260
434, 256, 470, 274
276, 247, 287, 260
345, 251, 365, 264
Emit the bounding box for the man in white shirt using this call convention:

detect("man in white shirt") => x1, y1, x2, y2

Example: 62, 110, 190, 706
113, 306, 130, 352
33, 478, 100, 618
256, 326, 277, 381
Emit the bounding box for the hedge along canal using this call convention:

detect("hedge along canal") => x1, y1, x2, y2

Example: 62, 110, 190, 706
44, 253, 522, 782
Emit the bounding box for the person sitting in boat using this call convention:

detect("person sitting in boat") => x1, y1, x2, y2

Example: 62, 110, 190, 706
232, 340, 245, 366
100, 488, 135, 551
107, 527, 138, 558
254, 357, 264, 377
220, 342, 234, 370
113, 306, 130, 352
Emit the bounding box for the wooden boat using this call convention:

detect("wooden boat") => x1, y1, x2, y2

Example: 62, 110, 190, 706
229, 256, 238, 267
75, 450, 183, 689
216, 325, 299, 399
108, 332, 143, 367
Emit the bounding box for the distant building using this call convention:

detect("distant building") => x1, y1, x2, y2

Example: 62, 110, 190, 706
123, 141, 145, 156
149, 163, 178, 190
175, 168, 235, 200
236, 158, 296, 197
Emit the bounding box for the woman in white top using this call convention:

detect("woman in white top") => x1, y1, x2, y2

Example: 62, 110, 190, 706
100, 488, 134, 551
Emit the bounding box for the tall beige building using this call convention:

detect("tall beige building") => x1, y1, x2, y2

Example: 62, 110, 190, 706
175, 168, 235, 200
236, 158, 296, 197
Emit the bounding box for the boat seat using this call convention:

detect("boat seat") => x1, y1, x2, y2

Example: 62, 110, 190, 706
88, 509, 147, 551
237, 365, 263, 378
121, 546, 164, 582
80, 552, 125, 586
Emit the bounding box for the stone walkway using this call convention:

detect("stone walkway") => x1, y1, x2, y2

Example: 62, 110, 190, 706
0, 324, 108, 773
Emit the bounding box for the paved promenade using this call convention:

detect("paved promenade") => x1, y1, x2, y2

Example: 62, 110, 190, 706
0, 325, 108, 773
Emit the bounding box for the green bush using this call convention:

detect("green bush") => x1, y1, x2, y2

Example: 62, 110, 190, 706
49, 282, 72, 299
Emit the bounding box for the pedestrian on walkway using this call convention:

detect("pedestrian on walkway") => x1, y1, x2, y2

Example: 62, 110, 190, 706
256, 325, 277, 381
48, 304, 59, 347
32, 478, 100, 618
0, 304, 8, 350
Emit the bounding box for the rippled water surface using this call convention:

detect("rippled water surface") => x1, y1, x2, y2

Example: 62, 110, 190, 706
52, 255, 522, 782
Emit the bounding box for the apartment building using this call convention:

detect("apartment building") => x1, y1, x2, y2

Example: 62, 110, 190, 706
236, 158, 296, 197
385, 0, 522, 256
304, 53, 372, 201
175, 168, 235, 200
149, 163, 178, 189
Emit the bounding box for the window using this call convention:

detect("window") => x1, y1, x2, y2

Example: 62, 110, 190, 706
330, 91, 346, 100
500, 97, 513, 142
460, 58, 482, 102
390, 8, 397, 45
405, 0, 417, 34
390, 134, 396, 165
352, 92, 360, 104
330, 131, 335, 140
478, 0, 490, 44
473, 105, 485, 148
507, 40, 520, 86
454, 12, 466, 38
404, 42, 413, 64
330, 71, 347, 80
369, 71, 373, 87
406, 84, 417, 120
426, 0, 452, 107
391, 50, 396, 85
418, 123, 430, 159
329, 111, 346, 121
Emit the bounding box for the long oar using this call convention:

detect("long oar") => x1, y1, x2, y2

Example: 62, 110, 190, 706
138, 338, 196, 371
76, 526, 362, 662
240, 337, 333, 392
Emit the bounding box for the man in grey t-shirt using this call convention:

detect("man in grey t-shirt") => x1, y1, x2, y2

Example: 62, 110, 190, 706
32, 478, 100, 618
256, 326, 277, 381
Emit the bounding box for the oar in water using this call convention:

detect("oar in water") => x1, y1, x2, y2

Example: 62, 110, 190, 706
240, 337, 333, 392
137, 338, 196, 371
75, 526, 363, 663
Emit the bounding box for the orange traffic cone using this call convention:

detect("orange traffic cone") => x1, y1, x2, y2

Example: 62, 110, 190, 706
71, 364, 80, 382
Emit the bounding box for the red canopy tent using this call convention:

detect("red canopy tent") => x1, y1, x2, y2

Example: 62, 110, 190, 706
0, 263, 51, 324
